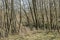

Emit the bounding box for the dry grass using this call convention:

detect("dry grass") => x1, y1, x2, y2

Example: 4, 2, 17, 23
0, 25, 60, 40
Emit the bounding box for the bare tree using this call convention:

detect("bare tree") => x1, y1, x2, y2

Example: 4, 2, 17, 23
32, 0, 38, 29
44, 0, 49, 30
18, 0, 22, 33
22, 0, 30, 26
10, 0, 17, 34
28, 0, 35, 26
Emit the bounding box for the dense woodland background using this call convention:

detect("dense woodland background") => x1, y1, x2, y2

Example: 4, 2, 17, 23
0, 0, 60, 39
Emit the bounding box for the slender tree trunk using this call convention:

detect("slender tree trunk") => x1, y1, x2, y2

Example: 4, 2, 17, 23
32, 0, 38, 29
44, 0, 49, 30
10, 0, 16, 34
53, 0, 58, 32
18, 0, 21, 33
28, 0, 35, 26
4, 0, 9, 37
39, 0, 44, 30
22, 0, 30, 26
49, 0, 53, 31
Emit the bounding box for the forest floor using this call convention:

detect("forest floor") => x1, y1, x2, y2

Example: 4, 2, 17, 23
0, 30, 60, 40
